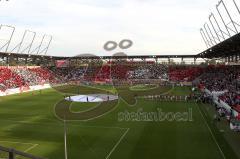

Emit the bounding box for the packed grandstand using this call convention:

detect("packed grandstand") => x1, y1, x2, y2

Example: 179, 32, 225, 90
1, 0, 240, 158
1, 64, 240, 111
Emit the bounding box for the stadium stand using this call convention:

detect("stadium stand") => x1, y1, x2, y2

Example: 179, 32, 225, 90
198, 65, 240, 118
0, 67, 25, 91
168, 66, 204, 82
2, 64, 239, 116
0, 67, 58, 91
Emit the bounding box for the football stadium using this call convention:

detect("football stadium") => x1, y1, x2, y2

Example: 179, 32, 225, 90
0, 0, 240, 159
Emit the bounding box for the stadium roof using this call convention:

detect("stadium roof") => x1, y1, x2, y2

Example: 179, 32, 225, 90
199, 32, 240, 59
2, 32, 240, 62
0, 52, 198, 61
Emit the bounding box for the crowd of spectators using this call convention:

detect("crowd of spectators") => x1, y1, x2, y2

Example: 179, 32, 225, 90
128, 64, 168, 80
47, 63, 168, 83
1, 64, 240, 124
0, 68, 24, 91
0, 63, 168, 91
199, 65, 240, 113
1, 65, 239, 102
48, 64, 240, 113
168, 66, 204, 82
0, 67, 58, 91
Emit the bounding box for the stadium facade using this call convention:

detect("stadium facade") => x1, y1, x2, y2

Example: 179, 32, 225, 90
0, 0, 240, 159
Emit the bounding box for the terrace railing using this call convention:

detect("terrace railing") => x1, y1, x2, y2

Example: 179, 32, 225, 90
0, 145, 45, 159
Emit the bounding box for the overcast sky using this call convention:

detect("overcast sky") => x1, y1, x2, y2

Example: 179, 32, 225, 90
0, 0, 240, 57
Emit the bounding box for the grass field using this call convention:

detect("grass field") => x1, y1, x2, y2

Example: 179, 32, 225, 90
0, 85, 239, 159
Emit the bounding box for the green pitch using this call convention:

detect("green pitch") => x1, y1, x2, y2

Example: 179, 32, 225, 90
0, 85, 238, 159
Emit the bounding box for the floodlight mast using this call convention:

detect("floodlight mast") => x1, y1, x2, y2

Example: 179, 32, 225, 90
30, 35, 44, 55
27, 31, 36, 55
0, 25, 15, 53
203, 24, 214, 46
214, 14, 229, 38
43, 35, 52, 55
37, 35, 45, 54
221, 0, 238, 33
8, 30, 52, 55
32, 35, 52, 55
19, 30, 27, 52
201, 28, 211, 47
200, 30, 209, 48
216, 2, 231, 37
209, 13, 223, 41
232, 0, 240, 15
205, 23, 217, 44
5, 25, 15, 53
18, 30, 36, 54
10, 30, 28, 53
20, 31, 36, 54
200, 0, 240, 48
200, 28, 210, 48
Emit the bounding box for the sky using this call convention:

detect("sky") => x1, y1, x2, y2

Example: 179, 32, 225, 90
0, 0, 240, 57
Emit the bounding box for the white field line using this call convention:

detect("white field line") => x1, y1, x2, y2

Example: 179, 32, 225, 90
24, 144, 39, 152
0, 141, 39, 153
196, 104, 226, 159
105, 128, 129, 159
54, 94, 121, 122
64, 121, 68, 159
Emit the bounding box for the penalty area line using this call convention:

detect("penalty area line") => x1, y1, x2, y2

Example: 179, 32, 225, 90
105, 128, 129, 159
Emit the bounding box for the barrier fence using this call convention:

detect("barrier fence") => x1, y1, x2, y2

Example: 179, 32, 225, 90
0, 145, 45, 159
